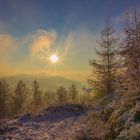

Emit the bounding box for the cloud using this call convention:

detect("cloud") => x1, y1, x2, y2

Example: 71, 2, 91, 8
0, 34, 17, 56
61, 30, 97, 58
0, 28, 97, 80
0, 34, 18, 75
30, 29, 56, 55
0, 29, 57, 69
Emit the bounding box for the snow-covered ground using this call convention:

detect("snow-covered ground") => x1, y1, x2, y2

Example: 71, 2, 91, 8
0, 104, 88, 140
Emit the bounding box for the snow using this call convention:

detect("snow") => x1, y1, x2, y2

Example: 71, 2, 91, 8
0, 104, 88, 140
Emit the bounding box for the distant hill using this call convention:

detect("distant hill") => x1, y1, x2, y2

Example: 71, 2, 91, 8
0, 74, 84, 91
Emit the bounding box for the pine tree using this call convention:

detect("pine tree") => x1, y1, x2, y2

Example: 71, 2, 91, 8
121, 9, 140, 95
56, 86, 68, 104
88, 23, 119, 94
69, 84, 78, 103
13, 80, 29, 115
32, 80, 42, 111
0, 80, 10, 119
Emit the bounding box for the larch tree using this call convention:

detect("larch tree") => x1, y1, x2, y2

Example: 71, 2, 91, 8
56, 86, 68, 104
68, 84, 78, 103
13, 80, 29, 115
121, 9, 140, 95
88, 23, 119, 95
32, 80, 42, 111
44, 90, 56, 106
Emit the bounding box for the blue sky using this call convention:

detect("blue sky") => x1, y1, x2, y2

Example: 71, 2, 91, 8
1, 0, 139, 35
0, 0, 139, 81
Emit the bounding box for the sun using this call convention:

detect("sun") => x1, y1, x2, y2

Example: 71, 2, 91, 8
44, 49, 63, 67
49, 54, 59, 63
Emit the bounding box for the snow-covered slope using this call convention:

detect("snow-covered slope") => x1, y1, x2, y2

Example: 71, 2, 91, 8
0, 104, 88, 140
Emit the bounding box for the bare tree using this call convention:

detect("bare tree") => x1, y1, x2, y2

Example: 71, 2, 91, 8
88, 22, 119, 94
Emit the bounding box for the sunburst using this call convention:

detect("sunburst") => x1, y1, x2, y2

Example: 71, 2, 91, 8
43, 48, 63, 68
49, 54, 59, 63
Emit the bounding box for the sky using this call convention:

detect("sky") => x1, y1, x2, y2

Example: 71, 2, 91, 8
0, 0, 139, 81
